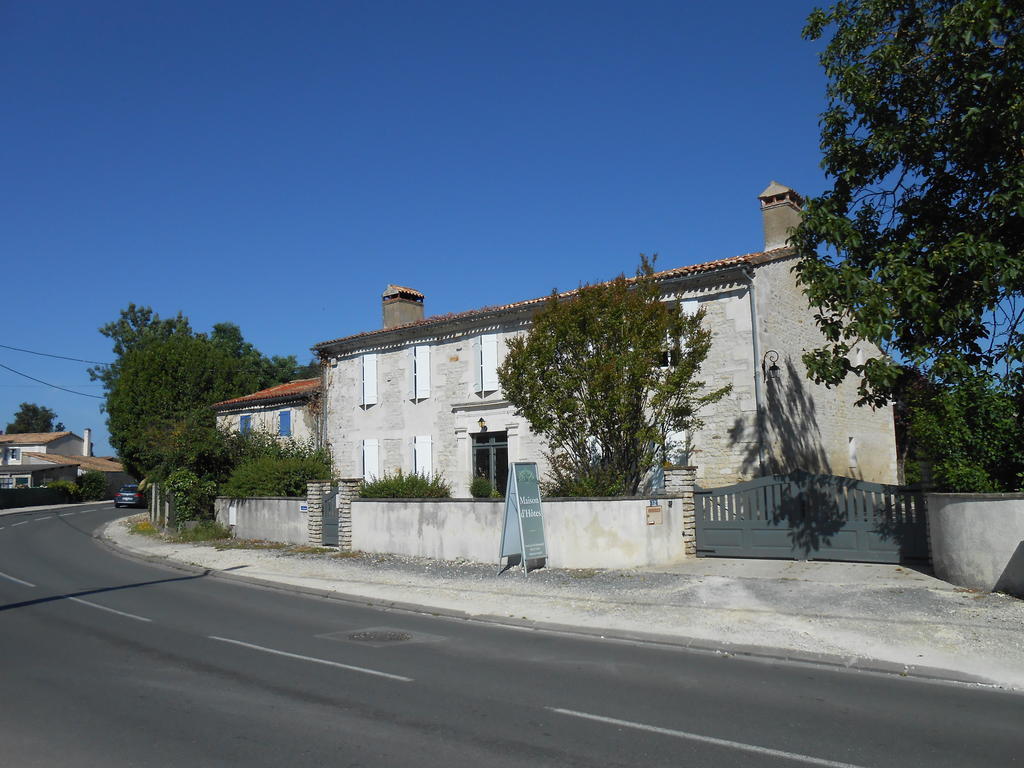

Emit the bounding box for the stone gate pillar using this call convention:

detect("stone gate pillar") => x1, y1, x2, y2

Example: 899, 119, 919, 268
663, 465, 697, 557
336, 478, 361, 552
306, 481, 330, 546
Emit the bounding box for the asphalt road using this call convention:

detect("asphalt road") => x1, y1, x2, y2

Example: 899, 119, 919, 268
1, 503, 1021, 768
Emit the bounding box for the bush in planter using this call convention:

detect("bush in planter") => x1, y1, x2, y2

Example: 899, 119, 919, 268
221, 455, 331, 498
469, 477, 493, 499
77, 470, 108, 501
46, 479, 82, 502
359, 470, 451, 498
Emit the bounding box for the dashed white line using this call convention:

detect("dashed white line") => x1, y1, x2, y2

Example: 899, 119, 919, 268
68, 597, 152, 623
0, 570, 36, 587
34, 516, 54, 522
12, 521, 29, 526
208, 636, 414, 682
548, 708, 869, 768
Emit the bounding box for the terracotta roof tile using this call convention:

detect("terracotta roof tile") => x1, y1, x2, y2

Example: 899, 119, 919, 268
211, 378, 321, 410
0, 431, 74, 445
24, 452, 125, 473
314, 248, 793, 351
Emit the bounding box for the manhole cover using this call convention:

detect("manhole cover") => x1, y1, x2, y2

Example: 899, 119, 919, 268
348, 630, 412, 643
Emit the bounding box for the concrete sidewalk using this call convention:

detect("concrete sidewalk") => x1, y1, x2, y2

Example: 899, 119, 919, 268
100, 515, 1024, 691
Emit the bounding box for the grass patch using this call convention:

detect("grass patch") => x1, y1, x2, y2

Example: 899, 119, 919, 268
172, 521, 232, 543
127, 517, 159, 537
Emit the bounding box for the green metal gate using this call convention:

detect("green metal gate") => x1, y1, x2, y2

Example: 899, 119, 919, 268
695, 471, 928, 563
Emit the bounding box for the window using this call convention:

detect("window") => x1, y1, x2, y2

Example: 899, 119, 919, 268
279, 411, 291, 437
475, 334, 499, 394
9, 448, 20, 461
362, 439, 379, 482
361, 353, 378, 406
239, 415, 252, 434
411, 345, 431, 400
15, 476, 29, 488
414, 435, 432, 476
473, 430, 508, 494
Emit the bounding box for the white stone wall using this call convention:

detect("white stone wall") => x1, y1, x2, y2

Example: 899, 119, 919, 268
755, 257, 898, 483
216, 401, 318, 445
324, 321, 550, 497
351, 497, 688, 568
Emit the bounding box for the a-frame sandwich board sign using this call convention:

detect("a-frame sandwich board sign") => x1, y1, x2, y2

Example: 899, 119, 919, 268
499, 462, 547, 576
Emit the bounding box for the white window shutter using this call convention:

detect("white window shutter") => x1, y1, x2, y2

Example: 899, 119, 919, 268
362, 439, 379, 481
414, 345, 431, 399
480, 333, 499, 392
473, 336, 483, 394
414, 435, 432, 476
361, 353, 377, 406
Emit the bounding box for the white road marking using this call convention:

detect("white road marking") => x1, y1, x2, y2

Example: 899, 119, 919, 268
34, 516, 54, 522
548, 708, 870, 768
12, 521, 29, 526
209, 636, 414, 682
58, 513, 74, 517
0, 570, 36, 587
68, 597, 152, 622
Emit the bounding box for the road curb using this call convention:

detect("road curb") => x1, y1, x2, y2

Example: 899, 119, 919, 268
95, 520, 1013, 693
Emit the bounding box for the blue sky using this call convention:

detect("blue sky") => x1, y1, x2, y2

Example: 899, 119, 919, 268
2, 0, 828, 456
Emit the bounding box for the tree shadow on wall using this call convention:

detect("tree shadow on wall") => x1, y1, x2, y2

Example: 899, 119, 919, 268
731, 357, 831, 478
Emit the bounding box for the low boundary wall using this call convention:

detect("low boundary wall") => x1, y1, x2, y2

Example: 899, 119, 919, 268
351, 496, 688, 569
215, 496, 307, 545
0, 487, 72, 510
927, 493, 1024, 596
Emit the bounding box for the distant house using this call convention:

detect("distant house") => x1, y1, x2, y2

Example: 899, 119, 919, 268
212, 378, 322, 445
0, 430, 90, 466
0, 428, 115, 489
312, 183, 899, 496
24, 453, 134, 495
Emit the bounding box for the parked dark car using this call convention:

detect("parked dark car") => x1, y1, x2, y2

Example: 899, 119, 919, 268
114, 484, 146, 509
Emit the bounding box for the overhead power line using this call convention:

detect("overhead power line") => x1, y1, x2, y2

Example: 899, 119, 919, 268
0, 343, 110, 366
0, 361, 105, 399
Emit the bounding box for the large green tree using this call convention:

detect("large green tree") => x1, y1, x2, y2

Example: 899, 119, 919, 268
793, 0, 1024, 406
5, 402, 64, 434
498, 257, 729, 496
96, 306, 305, 480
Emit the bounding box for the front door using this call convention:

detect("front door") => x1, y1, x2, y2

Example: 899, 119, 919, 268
473, 431, 508, 494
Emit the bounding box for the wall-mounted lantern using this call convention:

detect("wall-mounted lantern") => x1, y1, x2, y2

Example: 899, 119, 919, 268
477, 417, 487, 432
762, 350, 781, 382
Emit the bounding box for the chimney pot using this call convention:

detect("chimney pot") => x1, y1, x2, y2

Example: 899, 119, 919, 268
382, 285, 425, 329
758, 181, 804, 251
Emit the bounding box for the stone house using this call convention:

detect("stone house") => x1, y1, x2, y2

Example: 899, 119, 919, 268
313, 183, 898, 496
212, 378, 322, 445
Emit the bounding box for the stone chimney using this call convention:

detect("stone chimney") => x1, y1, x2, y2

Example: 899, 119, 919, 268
382, 285, 425, 329
758, 181, 804, 251
83, 428, 92, 456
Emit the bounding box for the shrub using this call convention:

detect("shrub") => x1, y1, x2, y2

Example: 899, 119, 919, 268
78, 470, 108, 501
165, 468, 218, 523
470, 476, 493, 499
221, 455, 331, 498
173, 520, 231, 542
46, 479, 82, 502
359, 470, 451, 498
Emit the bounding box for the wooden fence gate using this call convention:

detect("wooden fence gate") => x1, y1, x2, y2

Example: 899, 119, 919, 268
695, 471, 928, 563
